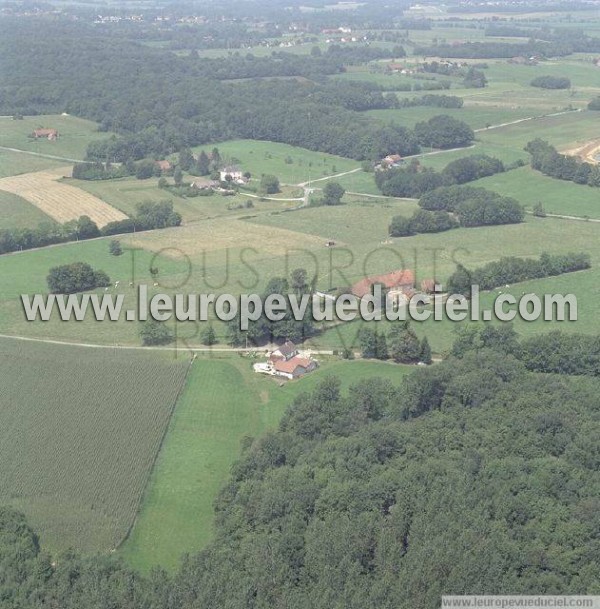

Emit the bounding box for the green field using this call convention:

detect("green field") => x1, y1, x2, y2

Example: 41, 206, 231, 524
0, 337, 190, 553
0, 149, 64, 178
0, 190, 55, 229
475, 166, 600, 219
65, 176, 299, 223
0, 114, 115, 161
121, 355, 412, 571
192, 139, 359, 185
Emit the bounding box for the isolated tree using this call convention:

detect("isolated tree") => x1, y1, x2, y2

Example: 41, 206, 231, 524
322, 181, 345, 205
196, 151, 210, 176
173, 167, 183, 186
359, 326, 379, 359
109, 239, 123, 256
260, 174, 280, 194
420, 336, 432, 364
179, 147, 194, 171
389, 323, 421, 363
376, 332, 389, 360
201, 324, 217, 346
291, 268, 310, 294
139, 320, 174, 346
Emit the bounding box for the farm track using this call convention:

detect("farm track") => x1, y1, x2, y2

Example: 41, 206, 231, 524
0, 145, 84, 163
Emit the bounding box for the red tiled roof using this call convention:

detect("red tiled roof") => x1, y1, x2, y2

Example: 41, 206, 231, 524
274, 356, 312, 375
351, 270, 414, 299
33, 128, 58, 136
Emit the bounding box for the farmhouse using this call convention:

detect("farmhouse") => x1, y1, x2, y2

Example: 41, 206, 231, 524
219, 166, 245, 183
192, 178, 219, 191
32, 128, 59, 140
351, 269, 415, 299
269, 340, 298, 362
155, 160, 172, 173
253, 341, 318, 380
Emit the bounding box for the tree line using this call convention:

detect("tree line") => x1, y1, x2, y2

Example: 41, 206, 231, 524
0, 201, 181, 256
526, 139, 600, 187
447, 252, 591, 296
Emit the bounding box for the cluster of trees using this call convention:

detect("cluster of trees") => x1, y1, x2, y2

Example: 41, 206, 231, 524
447, 252, 591, 296
311, 182, 346, 206
413, 114, 475, 150
376, 155, 508, 199
47, 262, 110, 294
0, 200, 182, 257
418, 185, 524, 227
589, 96, 600, 110
389, 209, 458, 237
102, 201, 182, 235
359, 322, 432, 364
396, 94, 463, 109
526, 139, 600, 187
530, 75, 571, 89
453, 324, 600, 378
140, 319, 175, 346
227, 268, 316, 346
0, 215, 102, 256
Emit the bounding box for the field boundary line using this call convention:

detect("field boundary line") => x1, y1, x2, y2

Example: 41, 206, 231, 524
115, 355, 196, 553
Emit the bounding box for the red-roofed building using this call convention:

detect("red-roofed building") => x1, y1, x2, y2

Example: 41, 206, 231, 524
273, 356, 317, 380
155, 160, 172, 173
351, 270, 414, 300
32, 128, 58, 140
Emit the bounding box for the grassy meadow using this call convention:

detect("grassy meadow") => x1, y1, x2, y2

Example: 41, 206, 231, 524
121, 355, 412, 572
0, 114, 114, 160
0, 190, 55, 229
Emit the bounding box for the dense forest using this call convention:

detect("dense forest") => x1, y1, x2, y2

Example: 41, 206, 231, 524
0, 19, 473, 161
2, 336, 600, 607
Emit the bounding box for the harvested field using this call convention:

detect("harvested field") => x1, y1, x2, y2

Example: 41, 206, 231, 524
125, 216, 328, 258
562, 138, 600, 164
0, 166, 128, 227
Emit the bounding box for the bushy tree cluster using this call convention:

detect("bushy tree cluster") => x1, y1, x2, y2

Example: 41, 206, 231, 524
418, 185, 524, 227
526, 139, 600, 186
376, 154, 506, 198
47, 262, 110, 294
359, 323, 432, 364
446, 252, 591, 296
530, 75, 571, 89
389, 209, 458, 237
226, 269, 315, 346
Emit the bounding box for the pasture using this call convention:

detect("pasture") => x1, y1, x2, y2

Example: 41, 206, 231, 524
121, 355, 412, 572
0, 190, 55, 229
68, 175, 302, 223
0, 149, 64, 178
0, 114, 114, 160
0, 337, 190, 553
192, 139, 359, 185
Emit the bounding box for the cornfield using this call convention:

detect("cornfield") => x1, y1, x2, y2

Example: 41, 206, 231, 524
0, 337, 189, 553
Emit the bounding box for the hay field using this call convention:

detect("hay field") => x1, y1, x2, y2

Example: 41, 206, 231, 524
0, 167, 128, 227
